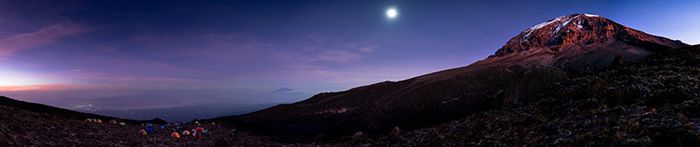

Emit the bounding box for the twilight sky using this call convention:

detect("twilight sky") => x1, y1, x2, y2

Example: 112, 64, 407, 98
0, 0, 698, 113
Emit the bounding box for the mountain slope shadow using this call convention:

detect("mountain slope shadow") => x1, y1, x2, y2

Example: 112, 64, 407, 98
383, 44, 700, 146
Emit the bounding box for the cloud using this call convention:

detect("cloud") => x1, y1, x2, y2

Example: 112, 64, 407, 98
0, 23, 88, 59
285, 34, 379, 64
313, 50, 363, 62
358, 45, 377, 52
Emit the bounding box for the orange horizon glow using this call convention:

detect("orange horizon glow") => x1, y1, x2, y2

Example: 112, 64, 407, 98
0, 84, 95, 92
0, 85, 43, 91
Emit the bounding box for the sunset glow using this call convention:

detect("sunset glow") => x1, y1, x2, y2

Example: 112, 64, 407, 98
0, 85, 42, 91
0, 70, 49, 87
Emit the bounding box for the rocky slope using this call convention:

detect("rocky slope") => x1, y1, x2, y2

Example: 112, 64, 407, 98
366, 44, 700, 146
215, 14, 688, 137
0, 96, 166, 124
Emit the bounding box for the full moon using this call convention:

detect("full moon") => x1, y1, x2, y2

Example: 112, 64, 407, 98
386, 7, 398, 19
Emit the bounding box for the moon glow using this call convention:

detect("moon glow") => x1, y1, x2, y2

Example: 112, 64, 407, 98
386, 7, 398, 19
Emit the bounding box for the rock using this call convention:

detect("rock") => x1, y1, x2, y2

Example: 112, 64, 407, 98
214, 138, 228, 147
390, 126, 401, 137
678, 113, 689, 123
352, 131, 366, 141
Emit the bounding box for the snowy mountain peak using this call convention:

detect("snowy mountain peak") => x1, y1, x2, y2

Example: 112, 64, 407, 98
524, 14, 600, 37
473, 14, 687, 69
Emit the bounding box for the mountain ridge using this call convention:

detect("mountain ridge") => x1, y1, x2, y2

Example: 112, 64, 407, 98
217, 14, 690, 137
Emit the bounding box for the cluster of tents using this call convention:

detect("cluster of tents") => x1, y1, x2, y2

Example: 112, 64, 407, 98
169, 126, 208, 140
85, 117, 215, 140
138, 122, 211, 140
84, 118, 126, 126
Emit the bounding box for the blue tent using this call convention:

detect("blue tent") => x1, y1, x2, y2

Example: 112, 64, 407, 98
145, 126, 156, 134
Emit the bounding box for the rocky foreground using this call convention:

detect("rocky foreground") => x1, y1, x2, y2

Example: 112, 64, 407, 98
0, 104, 319, 146
361, 45, 700, 146
0, 101, 378, 146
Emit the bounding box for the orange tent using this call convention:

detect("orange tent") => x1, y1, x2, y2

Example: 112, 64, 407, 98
170, 132, 181, 139
139, 129, 148, 136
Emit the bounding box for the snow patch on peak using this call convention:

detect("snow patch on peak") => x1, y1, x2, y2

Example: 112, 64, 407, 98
523, 14, 600, 39
575, 20, 584, 29
554, 18, 573, 34
527, 14, 599, 32
529, 17, 563, 31
524, 16, 565, 38
583, 14, 599, 17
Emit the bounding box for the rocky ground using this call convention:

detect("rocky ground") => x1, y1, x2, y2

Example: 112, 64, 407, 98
0, 105, 215, 146
359, 45, 700, 146
0, 104, 316, 146
0, 103, 369, 146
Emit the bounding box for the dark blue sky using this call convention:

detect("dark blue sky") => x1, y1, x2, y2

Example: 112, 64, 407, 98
1, 0, 698, 110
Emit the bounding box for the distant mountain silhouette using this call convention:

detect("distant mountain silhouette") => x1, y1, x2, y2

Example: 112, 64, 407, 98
272, 87, 295, 93
95, 102, 275, 123
214, 14, 689, 137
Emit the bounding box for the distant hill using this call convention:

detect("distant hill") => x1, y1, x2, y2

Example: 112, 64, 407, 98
94, 102, 275, 123
0, 96, 165, 124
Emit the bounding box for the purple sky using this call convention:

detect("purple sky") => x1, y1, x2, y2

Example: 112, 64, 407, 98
0, 0, 698, 111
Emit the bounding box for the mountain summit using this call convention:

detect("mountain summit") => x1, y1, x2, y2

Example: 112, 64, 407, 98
216, 14, 689, 137
473, 14, 687, 69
